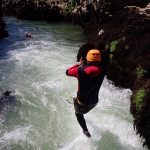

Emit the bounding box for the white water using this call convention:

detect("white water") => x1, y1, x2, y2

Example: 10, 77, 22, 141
0, 17, 147, 150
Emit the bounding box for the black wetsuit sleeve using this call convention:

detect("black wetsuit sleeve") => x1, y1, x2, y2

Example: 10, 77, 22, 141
66, 70, 68, 75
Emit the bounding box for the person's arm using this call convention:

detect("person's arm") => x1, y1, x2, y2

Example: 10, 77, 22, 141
66, 64, 78, 78
84, 66, 102, 77
66, 58, 83, 78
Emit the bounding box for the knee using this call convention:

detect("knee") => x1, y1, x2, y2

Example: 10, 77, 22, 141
75, 112, 83, 118
75, 112, 80, 117
75, 112, 78, 117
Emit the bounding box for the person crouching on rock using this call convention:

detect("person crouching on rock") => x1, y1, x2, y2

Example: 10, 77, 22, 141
66, 49, 104, 137
2, 91, 11, 96
0, 91, 11, 100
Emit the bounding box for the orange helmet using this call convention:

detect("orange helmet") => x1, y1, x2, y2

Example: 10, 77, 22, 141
86, 49, 101, 62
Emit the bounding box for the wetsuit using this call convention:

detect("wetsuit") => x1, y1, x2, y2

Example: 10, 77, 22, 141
66, 64, 104, 132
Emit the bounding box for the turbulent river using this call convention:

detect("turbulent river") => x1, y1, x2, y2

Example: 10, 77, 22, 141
0, 17, 148, 150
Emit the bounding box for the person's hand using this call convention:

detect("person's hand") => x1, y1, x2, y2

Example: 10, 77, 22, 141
77, 57, 83, 66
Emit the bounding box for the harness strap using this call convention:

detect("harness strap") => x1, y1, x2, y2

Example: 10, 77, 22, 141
66, 96, 97, 107
77, 98, 84, 106
77, 98, 98, 107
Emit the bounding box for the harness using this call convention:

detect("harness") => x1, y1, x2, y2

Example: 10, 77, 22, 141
66, 96, 83, 105
66, 96, 97, 107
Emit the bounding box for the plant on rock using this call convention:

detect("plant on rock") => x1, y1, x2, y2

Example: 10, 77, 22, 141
136, 65, 148, 80
105, 39, 120, 61
110, 40, 120, 53
134, 88, 146, 111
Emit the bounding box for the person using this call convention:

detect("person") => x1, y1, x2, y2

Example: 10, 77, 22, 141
0, 91, 11, 101
28, 33, 31, 38
25, 33, 28, 38
25, 33, 31, 38
2, 91, 11, 96
66, 49, 104, 137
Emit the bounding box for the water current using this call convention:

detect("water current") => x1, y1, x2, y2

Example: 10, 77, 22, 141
0, 17, 148, 150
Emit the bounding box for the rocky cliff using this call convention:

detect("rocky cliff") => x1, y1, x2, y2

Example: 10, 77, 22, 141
0, 1, 8, 40
1, 0, 150, 148
2, 0, 64, 21
77, 2, 150, 148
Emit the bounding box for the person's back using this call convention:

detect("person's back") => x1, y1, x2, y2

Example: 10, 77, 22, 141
78, 64, 104, 105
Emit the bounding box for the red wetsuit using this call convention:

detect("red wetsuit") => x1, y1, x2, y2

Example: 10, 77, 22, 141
66, 64, 104, 105
66, 63, 104, 132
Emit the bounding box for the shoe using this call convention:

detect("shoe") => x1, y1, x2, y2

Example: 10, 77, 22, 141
83, 130, 91, 138
73, 97, 77, 103
73, 97, 76, 102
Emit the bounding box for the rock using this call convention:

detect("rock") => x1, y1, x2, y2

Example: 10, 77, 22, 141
77, 2, 150, 148
0, 2, 8, 40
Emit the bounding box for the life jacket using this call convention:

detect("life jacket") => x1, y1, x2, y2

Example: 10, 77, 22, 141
77, 65, 104, 105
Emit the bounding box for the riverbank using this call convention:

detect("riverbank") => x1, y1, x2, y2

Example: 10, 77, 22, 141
0, 1, 8, 40
1, 0, 150, 149
0, 18, 8, 39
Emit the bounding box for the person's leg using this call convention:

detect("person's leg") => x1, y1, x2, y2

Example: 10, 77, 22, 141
75, 112, 88, 131
75, 112, 91, 137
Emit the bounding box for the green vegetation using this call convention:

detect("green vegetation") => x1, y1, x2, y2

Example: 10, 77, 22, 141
63, 7, 72, 15
134, 88, 146, 111
110, 40, 120, 53
110, 54, 113, 61
136, 65, 148, 79
105, 39, 120, 61
122, 37, 126, 41
63, 0, 76, 15
105, 44, 109, 50
124, 45, 129, 50
106, 38, 129, 61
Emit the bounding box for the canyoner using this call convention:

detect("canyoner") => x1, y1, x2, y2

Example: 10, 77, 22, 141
66, 49, 104, 137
